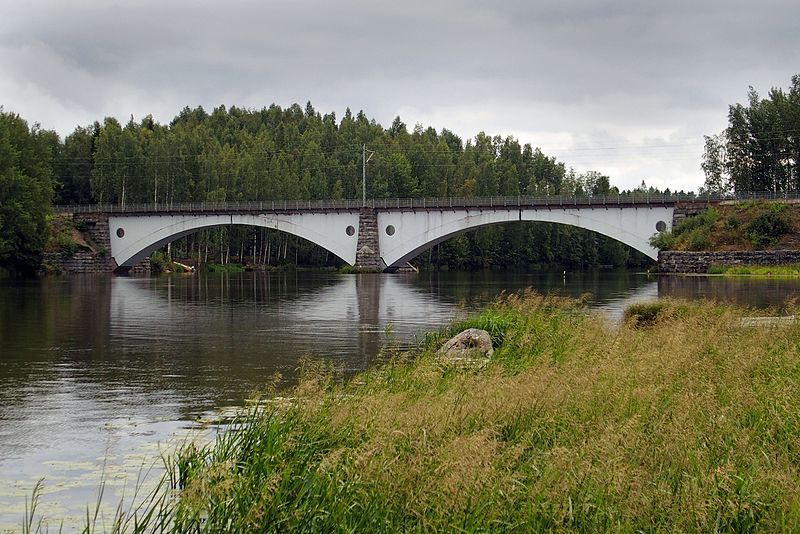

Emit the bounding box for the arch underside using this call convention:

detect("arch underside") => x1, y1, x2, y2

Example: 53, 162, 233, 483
110, 213, 360, 268
379, 208, 672, 268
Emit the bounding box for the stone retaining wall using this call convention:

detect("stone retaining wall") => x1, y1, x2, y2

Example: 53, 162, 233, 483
658, 250, 800, 273
43, 251, 114, 274
45, 213, 151, 275
43, 252, 151, 275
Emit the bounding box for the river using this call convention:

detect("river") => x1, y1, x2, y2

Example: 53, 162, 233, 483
2, 270, 800, 529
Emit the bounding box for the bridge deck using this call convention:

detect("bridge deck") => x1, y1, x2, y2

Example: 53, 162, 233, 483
53, 194, 727, 215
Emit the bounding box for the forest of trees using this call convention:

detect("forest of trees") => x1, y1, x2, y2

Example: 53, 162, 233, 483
3, 103, 680, 274
0, 110, 55, 274
703, 75, 800, 194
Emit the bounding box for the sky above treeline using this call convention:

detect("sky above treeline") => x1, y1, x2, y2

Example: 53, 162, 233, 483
1, 0, 797, 193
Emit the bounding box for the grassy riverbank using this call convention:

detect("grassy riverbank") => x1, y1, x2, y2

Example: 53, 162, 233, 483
708, 263, 800, 276
652, 200, 800, 252
64, 292, 800, 531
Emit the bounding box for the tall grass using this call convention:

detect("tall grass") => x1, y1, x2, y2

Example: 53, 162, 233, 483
708, 264, 800, 276
29, 290, 800, 531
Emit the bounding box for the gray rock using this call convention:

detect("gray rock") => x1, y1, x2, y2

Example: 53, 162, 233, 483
437, 328, 494, 365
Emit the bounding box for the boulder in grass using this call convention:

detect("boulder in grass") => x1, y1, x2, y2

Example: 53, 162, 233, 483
437, 328, 494, 366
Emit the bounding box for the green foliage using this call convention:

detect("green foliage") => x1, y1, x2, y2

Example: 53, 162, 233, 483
685, 227, 711, 251
713, 264, 800, 276
446, 312, 515, 348
745, 211, 790, 248
769, 202, 789, 214
725, 214, 741, 229
702, 74, 800, 194
0, 109, 55, 274
202, 263, 245, 273
73, 218, 89, 232
668, 210, 716, 251
649, 230, 674, 251
623, 301, 666, 327
149, 251, 171, 274
56, 232, 79, 257
674, 207, 719, 236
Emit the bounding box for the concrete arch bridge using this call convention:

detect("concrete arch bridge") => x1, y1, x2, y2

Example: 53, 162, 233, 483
57, 196, 697, 273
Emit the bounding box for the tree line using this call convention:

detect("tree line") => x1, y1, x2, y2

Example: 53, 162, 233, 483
4, 102, 690, 274
703, 74, 800, 194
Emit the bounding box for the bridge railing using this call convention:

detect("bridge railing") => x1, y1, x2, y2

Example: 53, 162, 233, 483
52, 191, 800, 214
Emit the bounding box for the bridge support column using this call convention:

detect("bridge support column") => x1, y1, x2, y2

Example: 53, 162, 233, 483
354, 208, 385, 272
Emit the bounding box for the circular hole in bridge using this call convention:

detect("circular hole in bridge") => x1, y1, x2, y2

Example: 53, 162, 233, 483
345, 225, 355, 236
385, 225, 396, 236
655, 220, 667, 232
116, 227, 125, 238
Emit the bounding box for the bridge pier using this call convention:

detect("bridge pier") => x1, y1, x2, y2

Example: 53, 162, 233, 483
354, 208, 385, 272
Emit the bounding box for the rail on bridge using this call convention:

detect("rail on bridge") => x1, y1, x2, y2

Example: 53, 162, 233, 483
54, 193, 724, 215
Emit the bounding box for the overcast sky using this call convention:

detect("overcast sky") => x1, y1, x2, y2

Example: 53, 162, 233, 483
1, 0, 798, 192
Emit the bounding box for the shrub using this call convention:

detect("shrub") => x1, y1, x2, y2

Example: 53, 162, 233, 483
74, 218, 89, 232
685, 227, 711, 251
725, 215, 741, 230
56, 233, 78, 257
150, 251, 170, 274
649, 231, 674, 251
623, 301, 665, 327
676, 208, 718, 235
769, 202, 788, 214
745, 211, 790, 248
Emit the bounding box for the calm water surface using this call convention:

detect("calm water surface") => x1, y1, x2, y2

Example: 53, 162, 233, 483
2, 270, 800, 529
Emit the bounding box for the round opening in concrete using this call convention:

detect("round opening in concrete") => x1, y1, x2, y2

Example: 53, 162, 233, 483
346, 225, 355, 236
655, 220, 667, 232
386, 225, 396, 236
116, 227, 125, 238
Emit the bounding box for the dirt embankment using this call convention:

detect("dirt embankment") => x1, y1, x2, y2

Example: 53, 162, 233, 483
659, 200, 800, 252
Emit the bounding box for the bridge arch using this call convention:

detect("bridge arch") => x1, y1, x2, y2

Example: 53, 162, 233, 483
109, 212, 361, 268
377, 206, 673, 269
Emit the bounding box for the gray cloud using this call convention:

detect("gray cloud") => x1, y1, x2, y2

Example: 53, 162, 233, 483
1, 0, 798, 191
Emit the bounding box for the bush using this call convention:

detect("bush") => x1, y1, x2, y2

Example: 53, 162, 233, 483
150, 251, 170, 274
623, 301, 665, 327
685, 227, 711, 251
649, 231, 674, 251
74, 218, 89, 232
769, 202, 788, 214
674, 207, 718, 237
725, 215, 741, 230
56, 233, 78, 256
745, 211, 790, 248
